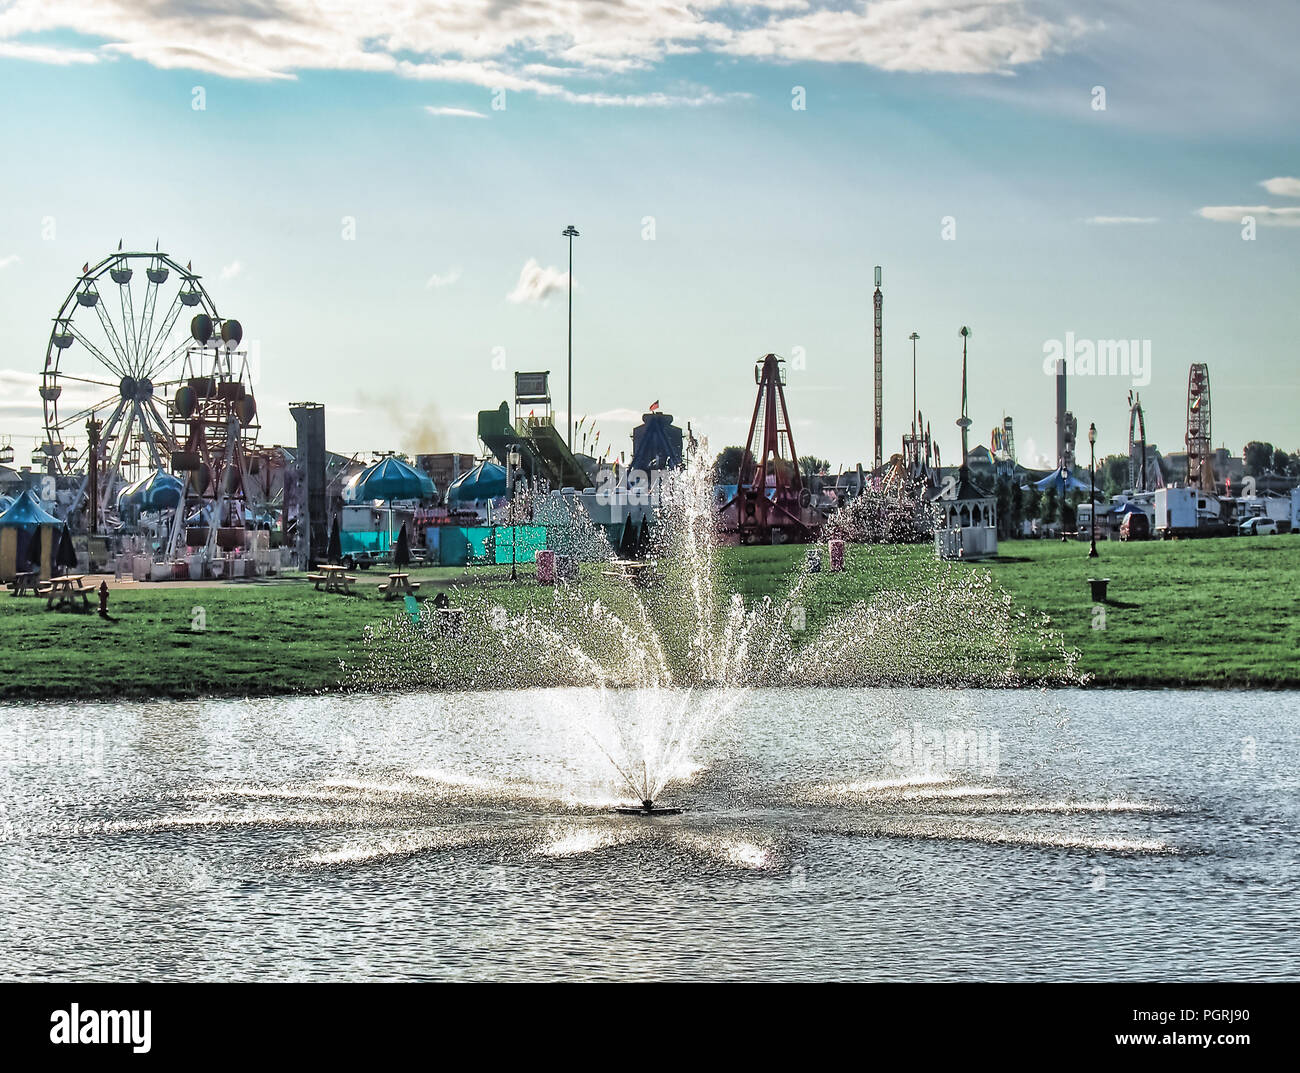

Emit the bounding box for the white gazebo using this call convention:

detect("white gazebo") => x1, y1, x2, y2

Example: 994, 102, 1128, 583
935, 469, 998, 560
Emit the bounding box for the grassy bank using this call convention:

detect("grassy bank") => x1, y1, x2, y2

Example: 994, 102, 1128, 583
718, 536, 1300, 689
1, 535, 1296, 700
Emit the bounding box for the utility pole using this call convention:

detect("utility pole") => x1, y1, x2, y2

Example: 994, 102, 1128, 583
909, 331, 919, 437
562, 224, 580, 450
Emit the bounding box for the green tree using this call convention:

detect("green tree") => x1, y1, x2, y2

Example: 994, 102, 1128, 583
712, 446, 745, 485
1100, 453, 1128, 496
799, 455, 830, 479
995, 476, 1014, 539
1244, 441, 1276, 476
1023, 485, 1042, 531
1039, 486, 1058, 527
1008, 478, 1025, 537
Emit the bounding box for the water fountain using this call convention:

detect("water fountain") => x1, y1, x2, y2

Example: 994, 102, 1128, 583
344, 447, 1081, 812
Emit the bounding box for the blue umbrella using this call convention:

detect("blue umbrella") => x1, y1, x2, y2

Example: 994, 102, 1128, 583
349, 456, 435, 502
345, 457, 435, 560
446, 460, 507, 505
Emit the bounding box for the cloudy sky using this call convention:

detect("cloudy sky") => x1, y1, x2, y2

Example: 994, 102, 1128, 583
0, 0, 1297, 470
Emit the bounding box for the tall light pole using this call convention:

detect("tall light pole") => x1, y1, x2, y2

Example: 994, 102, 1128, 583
507, 444, 521, 580
1088, 422, 1099, 558
562, 224, 580, 450
909, 331, 919, 436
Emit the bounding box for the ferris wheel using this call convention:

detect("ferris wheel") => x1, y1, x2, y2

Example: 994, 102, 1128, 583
40, 245, 223, 516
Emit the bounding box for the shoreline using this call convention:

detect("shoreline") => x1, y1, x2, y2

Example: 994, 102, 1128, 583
3, 677, 1297, 703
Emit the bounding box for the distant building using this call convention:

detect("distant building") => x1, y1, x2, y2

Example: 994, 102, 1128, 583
415, 453, 477, 498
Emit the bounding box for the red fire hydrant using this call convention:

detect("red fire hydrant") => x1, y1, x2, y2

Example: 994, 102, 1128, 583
98, 580, 109, 617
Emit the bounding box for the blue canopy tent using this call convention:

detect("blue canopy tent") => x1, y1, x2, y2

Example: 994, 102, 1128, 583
345, 456, 436, 559
446, 460, 508, 506
116, 468, 184, 513
1033, 467, 1092, 495
348, 456, 436, 502
0, 490, 61, 580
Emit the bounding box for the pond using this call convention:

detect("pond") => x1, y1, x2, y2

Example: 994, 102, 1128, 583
1, 687, 1295, 980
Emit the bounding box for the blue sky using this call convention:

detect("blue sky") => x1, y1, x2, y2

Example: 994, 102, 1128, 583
1, 1, 1297, 472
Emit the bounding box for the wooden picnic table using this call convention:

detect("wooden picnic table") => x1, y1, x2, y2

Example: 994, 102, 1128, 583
379, 572, 421, 600
44, 574, 93, 611
8, 569, 40, 597
601, 560, 652, 586
308, 564, 357, 594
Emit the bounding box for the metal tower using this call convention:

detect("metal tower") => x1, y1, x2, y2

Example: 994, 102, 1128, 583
1186, 363, 1214, 492
873, 266, 883, 472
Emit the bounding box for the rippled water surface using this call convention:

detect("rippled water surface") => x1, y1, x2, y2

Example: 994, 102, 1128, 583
1, 688, 1297, 980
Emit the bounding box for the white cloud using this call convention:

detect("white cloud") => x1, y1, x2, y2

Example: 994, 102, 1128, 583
220, 260, 242, 280
0, 1, 1091, 104
1197, 205, 1300, 227
0, 254, 19, 270
425, 268, 461, 289
719, 2, 1087, 74
1260, 176, 1300, 198
424, 105, 487, 119
507, 258, 569, 304
0, 39, 97, 65
1085, 216, 1158, 225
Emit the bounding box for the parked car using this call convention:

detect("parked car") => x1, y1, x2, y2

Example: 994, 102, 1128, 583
1119, 512, 1150, 541
341, 550, 382, 569
1238, 517, 1279, 536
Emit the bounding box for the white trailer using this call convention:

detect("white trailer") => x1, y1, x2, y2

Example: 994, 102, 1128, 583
1154, 487, 1198, 537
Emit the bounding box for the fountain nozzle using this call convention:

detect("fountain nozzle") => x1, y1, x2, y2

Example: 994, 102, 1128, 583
642, 799, 654, 813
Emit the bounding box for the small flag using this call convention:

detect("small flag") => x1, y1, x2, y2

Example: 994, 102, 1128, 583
649, 400, 659, 413
82, 263, 89, 274
117, 239, 122, 251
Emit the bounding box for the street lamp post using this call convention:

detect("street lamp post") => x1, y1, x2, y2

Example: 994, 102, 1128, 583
909, 331, 919, 436
507, 445, 521, 580
85, 414, 102, 535
562, 224, 580, 450
1088, 422, 1098, 559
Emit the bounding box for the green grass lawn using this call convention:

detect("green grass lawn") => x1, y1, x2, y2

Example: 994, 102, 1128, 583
1, 535, 1296, 699
718, 536, 1300, 689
